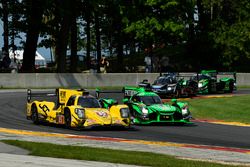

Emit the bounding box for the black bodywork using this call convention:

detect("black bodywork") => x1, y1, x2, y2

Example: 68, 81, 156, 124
139, 73, 198, 98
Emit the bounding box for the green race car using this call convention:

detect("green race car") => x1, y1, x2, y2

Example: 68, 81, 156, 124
123, 86, 192, 125
190, 70, 236, 94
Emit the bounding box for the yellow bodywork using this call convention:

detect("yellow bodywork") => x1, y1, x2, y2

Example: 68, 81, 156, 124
27, 101, 63, 124
57, 89, 83, 104
26, 89, 130, 128
109, 105, 130, 126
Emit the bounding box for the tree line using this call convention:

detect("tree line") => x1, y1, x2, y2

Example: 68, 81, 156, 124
0, 0, 249, 72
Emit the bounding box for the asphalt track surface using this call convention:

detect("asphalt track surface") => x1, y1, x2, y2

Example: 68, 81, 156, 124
0, 89, 250, 150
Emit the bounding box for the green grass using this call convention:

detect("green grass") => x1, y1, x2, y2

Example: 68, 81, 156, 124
238, 85, 250, 89
187, 95, 250, 123
2, 140, 241, 167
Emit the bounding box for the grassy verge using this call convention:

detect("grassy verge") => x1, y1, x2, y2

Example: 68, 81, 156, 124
186, 95, 250, 123
238, 86, 250, 89
2, 140, 240, 167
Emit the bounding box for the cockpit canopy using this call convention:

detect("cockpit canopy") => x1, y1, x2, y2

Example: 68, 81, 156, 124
131, 95, 162, 106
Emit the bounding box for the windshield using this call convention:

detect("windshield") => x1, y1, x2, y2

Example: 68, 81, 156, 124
154, 77, 176, 85
77, 97, 101, 108
139, 96, 162, 105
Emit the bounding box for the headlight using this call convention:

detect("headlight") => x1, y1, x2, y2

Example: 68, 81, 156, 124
141, 107, 148, 114
198, 83, 203, 88
75, 108, 85, 119
120, 108, 130, 118
181, 107, 189, 116
167, 87, 172, 90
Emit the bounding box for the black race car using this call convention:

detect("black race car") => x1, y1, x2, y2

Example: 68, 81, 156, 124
139, 73, 197, 98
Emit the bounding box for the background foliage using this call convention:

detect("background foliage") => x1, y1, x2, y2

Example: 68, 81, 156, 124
0, 0, 249, 72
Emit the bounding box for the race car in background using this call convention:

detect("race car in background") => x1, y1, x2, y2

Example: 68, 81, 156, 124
138, 73, 197, 98
26, 88, 131, 129
122, 86, 192, 125
190, 70, 236, 94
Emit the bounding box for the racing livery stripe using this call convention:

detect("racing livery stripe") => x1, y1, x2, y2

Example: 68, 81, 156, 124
66, 135, 131, 142
182, 144, 250, 154
0, 127, 250, 154
0, 128, 68, 138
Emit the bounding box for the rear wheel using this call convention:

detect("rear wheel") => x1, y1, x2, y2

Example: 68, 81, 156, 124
229, 82, 234, 93
173, 90, 180, 98
31, 105, 39, 124
64, 110, 71, 128
208, 83, 212, 94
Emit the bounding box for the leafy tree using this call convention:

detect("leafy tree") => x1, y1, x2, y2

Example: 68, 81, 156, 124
1, 0, 250, 72
209, 0, 250, 71
70, 0, 78, 72
1, 0, 9, 53
21, 0, 46, 72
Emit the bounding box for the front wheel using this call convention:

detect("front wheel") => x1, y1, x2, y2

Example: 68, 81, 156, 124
64, 110, 71, 128
31, 105, 39, 124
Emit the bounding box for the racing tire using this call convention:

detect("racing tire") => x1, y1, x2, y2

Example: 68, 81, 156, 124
31, 105, 39, 125
173, 90, 180, 98
64, 110, 71, 128
229, 82, 234, 93
208, 83, 212, 94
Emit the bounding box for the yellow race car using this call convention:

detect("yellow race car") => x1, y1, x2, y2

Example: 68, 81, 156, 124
26, 88, 131, 129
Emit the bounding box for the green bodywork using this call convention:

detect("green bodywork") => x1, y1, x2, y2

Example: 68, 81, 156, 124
198, 70, 235, 94
99, 98, 118, 108
123, 86, 192, 124
95, 88, 119, 108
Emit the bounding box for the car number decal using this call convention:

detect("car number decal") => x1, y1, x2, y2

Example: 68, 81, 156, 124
124, 90, 137, 96
39, 104, 50, 113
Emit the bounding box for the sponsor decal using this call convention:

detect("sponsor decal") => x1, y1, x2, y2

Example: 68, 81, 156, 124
96, 111, 108, 118
124, 90, 137, 96
60, 91, 66, 102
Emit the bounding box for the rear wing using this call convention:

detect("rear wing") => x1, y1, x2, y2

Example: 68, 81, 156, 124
138, 79, 151, 90
157, 72, 198, 83
95, 87, 150, 99
217, 72, 236, 81
95, 88, 123, 99
160, 72, 179, 77
200, 70, 236, 80
175, 73, 198, 81
27, 89, 56, 102
27, 88, 89, 104
122, 86, 149, 98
